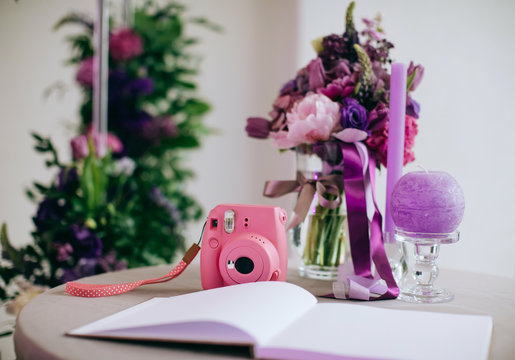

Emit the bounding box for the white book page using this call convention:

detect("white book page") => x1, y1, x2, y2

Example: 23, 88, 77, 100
258, 303, 493, 360
69, 282, 317, 346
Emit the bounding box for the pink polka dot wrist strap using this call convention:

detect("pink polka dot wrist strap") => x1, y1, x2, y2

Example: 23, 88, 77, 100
65, 244, 201, 297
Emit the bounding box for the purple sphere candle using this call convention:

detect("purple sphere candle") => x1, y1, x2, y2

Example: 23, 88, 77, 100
391, 171, 465, 233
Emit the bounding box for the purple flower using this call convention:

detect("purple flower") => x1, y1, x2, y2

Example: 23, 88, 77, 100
406, 98, 420, 119
307, 58, 326, 90
108, 69, 129, 102
361, 18, 384, 41
407, 62, 424, 91
70, 135, 89, 160
245, 117, 270, 139
319, 34, 347, 69
340, 98, 368, 130
34, 198, 67, 230
159, 116, 178, 138
279, 79, 297, 95
76, 57, 93, 87
58, 258, 98, 283
57, 167, 79, 192
367, 102, 389, 131
70, 225, 102, 259
140, 116, 178, 142
332, 60, 351, 78
127, 77, 154, 95
54, 242, 73, 262
109, 27, 143, 61
97, 250, 127, 273
319, 78, 355, 101
149, 187, 182, 223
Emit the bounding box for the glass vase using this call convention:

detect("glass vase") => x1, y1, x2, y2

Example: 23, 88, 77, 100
290, 143, 350, 280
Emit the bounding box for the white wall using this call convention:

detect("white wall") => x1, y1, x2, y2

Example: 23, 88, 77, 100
1, 0, 514, 278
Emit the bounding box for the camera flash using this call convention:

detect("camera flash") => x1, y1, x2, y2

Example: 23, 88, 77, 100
224, 210, 235, 233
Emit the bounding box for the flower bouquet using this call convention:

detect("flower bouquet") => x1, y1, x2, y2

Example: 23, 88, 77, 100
0, 1, 218, 307
246, 2, 423, 279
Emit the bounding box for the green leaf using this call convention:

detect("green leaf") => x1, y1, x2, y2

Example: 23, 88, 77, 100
0, 223, 24, 271
25, 189, 35, 200
183, 99, 210, 116
188, 17, 223, 33
406, 68, 418, 91
53, 13, 94, 32
33, 182, 49, 193
31, 132, 44, 142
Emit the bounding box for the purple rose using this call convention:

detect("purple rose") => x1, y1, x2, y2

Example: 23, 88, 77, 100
340, 98, 368, 131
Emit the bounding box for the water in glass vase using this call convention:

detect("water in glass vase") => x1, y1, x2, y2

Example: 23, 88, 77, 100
291, 143, 350, 280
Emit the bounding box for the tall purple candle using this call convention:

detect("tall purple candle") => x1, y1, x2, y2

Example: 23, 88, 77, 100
384, 62, 407, 242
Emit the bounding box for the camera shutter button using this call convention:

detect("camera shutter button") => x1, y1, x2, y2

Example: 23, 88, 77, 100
209, 238, 219, 249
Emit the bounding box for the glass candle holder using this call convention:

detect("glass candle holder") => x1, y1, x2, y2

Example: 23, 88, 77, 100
395, 229, 460, 303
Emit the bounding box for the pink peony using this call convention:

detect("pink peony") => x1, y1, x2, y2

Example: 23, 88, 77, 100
366, 115, 418, 167
76, 57, 94, 88
109, 27, 143, 61
271, 93, 340, 149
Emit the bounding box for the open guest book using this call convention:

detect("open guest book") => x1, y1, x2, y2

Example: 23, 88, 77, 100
68, 282, 493, 360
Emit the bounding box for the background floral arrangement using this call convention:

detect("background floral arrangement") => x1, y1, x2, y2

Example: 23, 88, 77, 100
0, 1, 219, 303
246, 2, 423, 167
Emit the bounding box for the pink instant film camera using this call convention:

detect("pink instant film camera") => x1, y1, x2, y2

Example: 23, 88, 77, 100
200, 204, 288, 290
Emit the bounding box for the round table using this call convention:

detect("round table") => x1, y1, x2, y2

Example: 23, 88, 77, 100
14, 264, 515, 359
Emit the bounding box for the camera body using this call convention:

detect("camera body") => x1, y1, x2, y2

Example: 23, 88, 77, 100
200, 204, 288, 290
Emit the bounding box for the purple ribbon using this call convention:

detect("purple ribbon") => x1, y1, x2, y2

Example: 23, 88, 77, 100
340, 142, 372, 278
263, 171, 343, 230
329, 142, 398, 300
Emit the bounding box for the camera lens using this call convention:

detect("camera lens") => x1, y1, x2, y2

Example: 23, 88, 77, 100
234, 257, 254, 274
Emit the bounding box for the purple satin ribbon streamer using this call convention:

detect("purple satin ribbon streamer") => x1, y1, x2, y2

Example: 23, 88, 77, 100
328, 142, 398, 301
340, 142, 371, 278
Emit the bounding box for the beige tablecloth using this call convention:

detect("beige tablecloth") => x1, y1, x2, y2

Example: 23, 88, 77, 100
14, 264, 515, 359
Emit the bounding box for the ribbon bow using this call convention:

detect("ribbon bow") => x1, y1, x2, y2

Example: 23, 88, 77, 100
264, 141, 399, 301
263, 171, 344, 229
